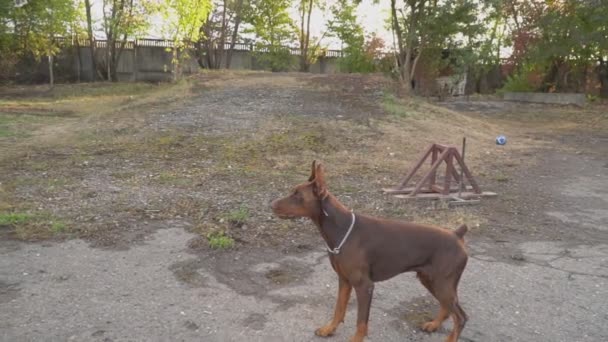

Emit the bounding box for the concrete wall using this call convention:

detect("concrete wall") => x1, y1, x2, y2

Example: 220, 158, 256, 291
503, 92, 587, 107
22, 41, 342, 83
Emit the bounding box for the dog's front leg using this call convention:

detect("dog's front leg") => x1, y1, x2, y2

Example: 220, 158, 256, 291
315, 276, 352, 337
350, 279, 374, 342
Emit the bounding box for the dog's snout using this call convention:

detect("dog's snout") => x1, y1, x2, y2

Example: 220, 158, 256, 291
270, 199, 279, 212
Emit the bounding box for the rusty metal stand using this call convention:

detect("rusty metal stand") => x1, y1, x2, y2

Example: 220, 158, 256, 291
383, 141, 496, 202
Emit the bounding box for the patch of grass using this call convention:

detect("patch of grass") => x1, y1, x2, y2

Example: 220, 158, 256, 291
156, 172, 192, 186
0, 211, 69, 239
0, 212, 32, 226
207, 231, 235, 249
0, 126, 12, 138
410, 208, 484, 231
220, 206, 249, 225
382, 93, 415, 118
0, 114, 35, 139
50, 221, 67, 233
110, 171, 136, 180
495, 174, 510, 182
49, 82, 161, 99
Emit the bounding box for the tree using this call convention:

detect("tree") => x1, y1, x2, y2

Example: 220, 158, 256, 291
298, 0, 325, 72
9, 0, 78, 87
0, 0, 18, 82
245, 0, 295, 72
198, 0, 246, 69
83, 0, 97, 81
101, 0, 153, 81
531, 0, 608, 96
161, 0, 212, 81
327, 0, 375, 73
389, 0, 480, 93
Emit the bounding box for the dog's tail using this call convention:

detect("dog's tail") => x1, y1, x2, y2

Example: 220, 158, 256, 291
454, 224, 468, 239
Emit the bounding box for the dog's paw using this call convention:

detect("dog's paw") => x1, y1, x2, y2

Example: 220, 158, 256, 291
315, 325, 336, 337
349, 335, 365, 342
421, 320, 441, 332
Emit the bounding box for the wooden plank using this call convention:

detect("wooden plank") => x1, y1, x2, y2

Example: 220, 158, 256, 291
449, 199, 481, 207
453, 151, 482, 193
443, 153, 454, 195
411, 148, 451, 196
396, 144, 434, 189
429, 147, 437, 190
383, 185, 474, 194
431, 184, 445, 193
393, 191, 497, 200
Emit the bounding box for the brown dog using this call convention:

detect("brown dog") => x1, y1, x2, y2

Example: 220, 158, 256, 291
271, 161, 469, 342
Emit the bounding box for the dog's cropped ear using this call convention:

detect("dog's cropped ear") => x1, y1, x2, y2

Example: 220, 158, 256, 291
308, 160, 317, 181
313, 163, 328, 198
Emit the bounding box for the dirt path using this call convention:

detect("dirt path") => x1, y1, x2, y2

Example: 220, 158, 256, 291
2, 162, 607, 342
1, 77, 607, 341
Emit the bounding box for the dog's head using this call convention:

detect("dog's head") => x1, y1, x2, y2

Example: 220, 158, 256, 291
271, 160, 328, 219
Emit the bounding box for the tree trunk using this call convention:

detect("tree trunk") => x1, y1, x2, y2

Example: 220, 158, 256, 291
299, 1, 306, 71
599, 58, 608, 99
84, 0, 96, 81
196, 24, 209, 69
48, 55, 54, 88
216, 0, 227, 69
303, 0, 313, 72
75, 36, 82, 82
173, 47, 179, 82
391, 0, 408, 89
226, 0, 244, 69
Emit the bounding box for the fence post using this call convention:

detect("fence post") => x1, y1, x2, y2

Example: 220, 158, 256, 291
133, 39, 138, 81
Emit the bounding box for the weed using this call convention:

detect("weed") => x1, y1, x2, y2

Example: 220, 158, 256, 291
0, 126, 11, 138
495, 174, 510, 182
0, 211, 68, 239
207, 231, 235, 249
221, 206, 249, 225
382, 93, 413, 118
51, 221, 67, 233
0, 212, 32, 226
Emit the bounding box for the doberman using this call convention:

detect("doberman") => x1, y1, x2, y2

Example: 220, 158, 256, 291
271, 161, 469, 342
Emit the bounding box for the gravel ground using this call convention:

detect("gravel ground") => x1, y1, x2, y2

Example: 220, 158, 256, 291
1, 75, 607, 341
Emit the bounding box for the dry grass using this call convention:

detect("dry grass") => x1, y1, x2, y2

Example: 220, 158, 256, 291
1, 73, 606, 246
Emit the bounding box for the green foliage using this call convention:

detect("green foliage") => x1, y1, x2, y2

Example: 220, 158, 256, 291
499, 70, 535, 93
528, 1, 608, 94
256, 44, 294, 72
51, 221, 67, 233
221, 206, 250, 225
327, 0, 375, 73
382, 93, 414, 118
1, 0, 77, 60
0, 212, 32, 226
160, 0, 212, 80
207, 231, 235, 249
245, 0, 296, 71
390, 0, 481, 88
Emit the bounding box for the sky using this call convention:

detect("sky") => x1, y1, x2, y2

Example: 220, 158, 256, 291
89, 0, 395, 50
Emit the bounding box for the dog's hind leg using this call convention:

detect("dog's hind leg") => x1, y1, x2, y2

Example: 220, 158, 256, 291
417, 272, 449, 333
432, 278, 467, 342
315, 276, 352, 337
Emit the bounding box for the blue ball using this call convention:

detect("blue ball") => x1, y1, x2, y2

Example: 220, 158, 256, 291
496, 135, 507, 145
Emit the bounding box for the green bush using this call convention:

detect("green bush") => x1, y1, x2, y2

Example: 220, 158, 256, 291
500, 72, 535, 93
207, 231, 235, 249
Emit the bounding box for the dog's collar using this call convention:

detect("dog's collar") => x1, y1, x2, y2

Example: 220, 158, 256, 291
325, 211, 356, 255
